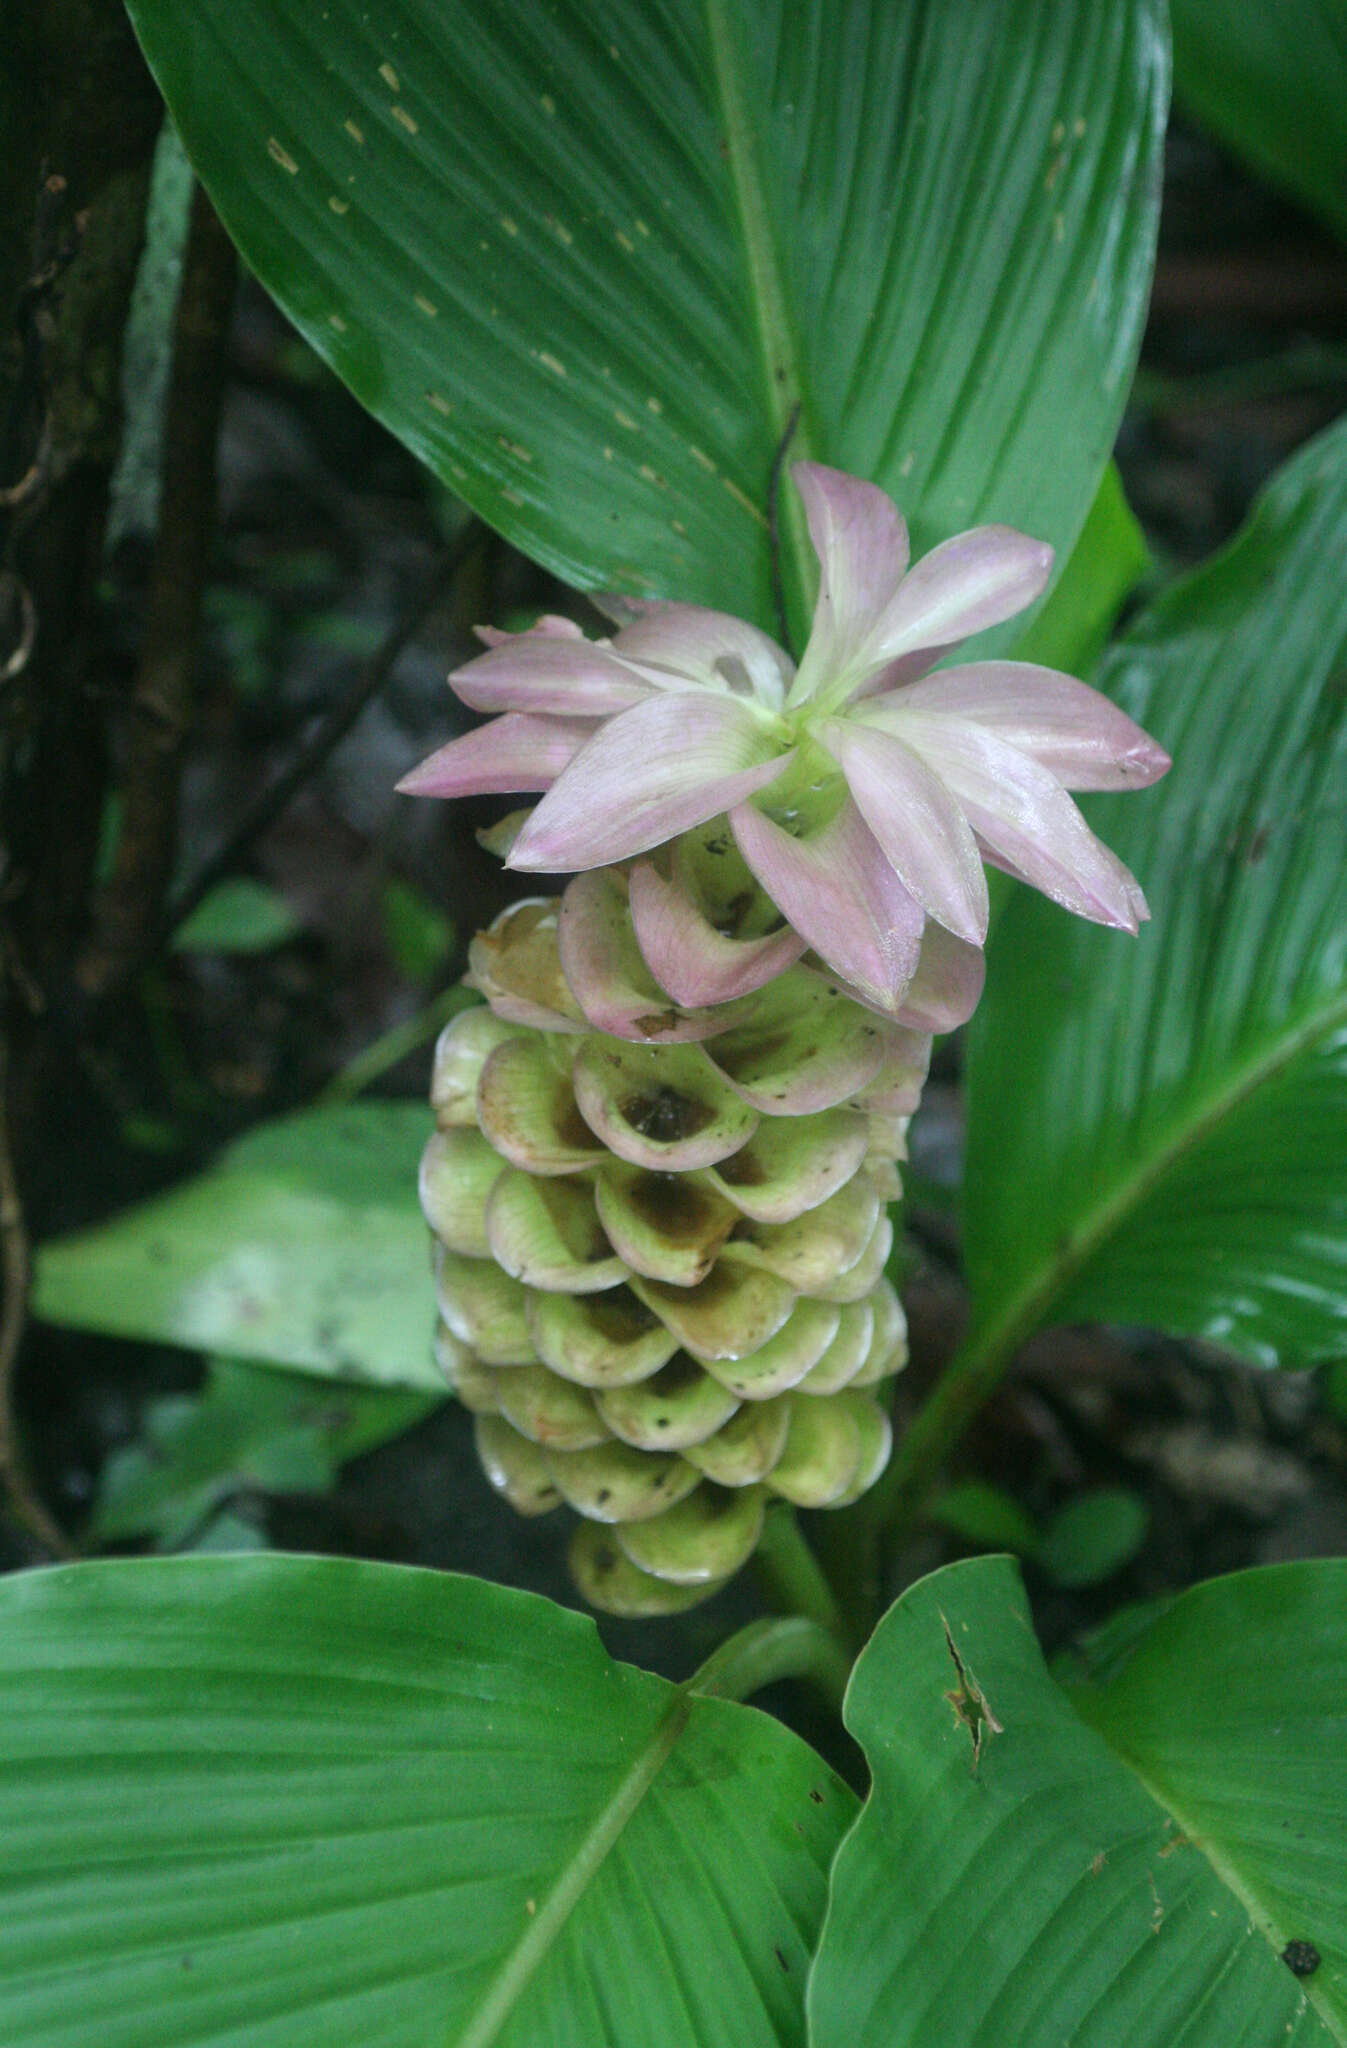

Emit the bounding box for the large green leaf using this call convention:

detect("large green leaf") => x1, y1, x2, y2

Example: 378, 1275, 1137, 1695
123, 0, 1166, 636
964, 416, 1347, 1369
1171, 0, 1347, 242
810, 1555, 1347, 2047
33, 1104, 440, 1389
0, 1555, 853, 2046
91, 1357, 441, 1547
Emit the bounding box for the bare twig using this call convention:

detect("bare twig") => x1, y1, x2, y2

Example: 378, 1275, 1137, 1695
0, 575, 36, 683
78, 184, 238, 999
767, 402, 802, 658
164, 523, 483, 943
0, 1039, 73, 1558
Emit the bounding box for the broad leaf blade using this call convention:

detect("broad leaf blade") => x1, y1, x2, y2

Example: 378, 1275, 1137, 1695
123, 0, 1166, 634
965, 417, 1347, 1368
1172, 0, 1347, 242
0, 1555, 854, 2047
33, 1104, 439, 1389
91, 1358, 441, 1546
809, 1555, 1347, 2047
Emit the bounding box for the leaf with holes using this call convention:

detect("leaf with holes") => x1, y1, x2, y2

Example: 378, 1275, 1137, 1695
810, 1555, 1347, 2047
123, 0, 1166, 638
964, 415, 1347, 1369
0, 1555, 854, 2046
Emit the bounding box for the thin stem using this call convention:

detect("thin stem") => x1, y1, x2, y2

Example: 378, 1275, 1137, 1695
865, 1282, 1047, 1586
752, 1502, 853, 1647
79, 184, 237, 998
319, 985, 478, 1106
164, 524, 482, 944
0, 1039, 73, 1558
767, 401, 802, 656
689, 1616, 851, 1716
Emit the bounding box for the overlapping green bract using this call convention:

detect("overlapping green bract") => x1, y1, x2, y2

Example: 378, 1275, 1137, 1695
427, 893, 915, 1612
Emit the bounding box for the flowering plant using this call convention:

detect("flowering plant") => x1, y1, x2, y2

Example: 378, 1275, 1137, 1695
10, 2, 1347, 2044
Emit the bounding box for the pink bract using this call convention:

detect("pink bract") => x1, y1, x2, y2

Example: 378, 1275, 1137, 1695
399, 462, 1169, 1017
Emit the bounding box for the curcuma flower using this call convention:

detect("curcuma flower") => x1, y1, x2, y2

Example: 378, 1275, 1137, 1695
401, 465, 1168, 1614
400, 463, 1169, 1016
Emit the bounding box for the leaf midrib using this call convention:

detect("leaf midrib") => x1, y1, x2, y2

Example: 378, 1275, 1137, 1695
1076, 1716, 1346, 2042
700, 0, 816, 623
451, 1686, 693, 2048
975, 982, 1347, 1364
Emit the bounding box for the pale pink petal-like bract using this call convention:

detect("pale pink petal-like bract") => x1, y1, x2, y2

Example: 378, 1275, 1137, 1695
612, 605, 793, 709
862, 525, 1054, 677
730, 795, 925, 1012
893, 712, 1149, 931
396, 712, 597, 798
788, 462, 910, 706
893, 660, 1171, 791
450, 635, 652, 715
507, 693, 791, 871
628, 858, 807, 1007
822, 716, 989, 943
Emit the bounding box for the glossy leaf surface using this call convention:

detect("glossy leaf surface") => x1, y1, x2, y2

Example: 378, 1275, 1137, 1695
965, 418, 1347, 1368
34, 1105, 439, 1388
811, 1555, 1347, 2047
0, 1556, 853, 2046
124, 0, 1166, 635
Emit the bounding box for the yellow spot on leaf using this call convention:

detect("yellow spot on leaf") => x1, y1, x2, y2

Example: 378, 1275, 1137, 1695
899, 451, 915, 476
499, 217, 519, 238
1073, 116, 1087, 138
499, 437, 534, 463
616, 231, 636, 253
672, 518, 687, 535
1051, 119, 1065, 146
344, 119, 365, 146
540, 94, 556, 116
379, 61, 400, 90
501, 487, 525, 507
267, 138, 299, 174
538, 352, 568, 379
722, 477, 767, 526
614, 410, 638, 431
635, 219, 650, 238
328, 195, 349, 215
391, 106, 419, 134
646, 396, 663, 414
689, 445, 716, 473
414, 294, 439, 318
328, 313, 347, 333
425, 391, 453, 416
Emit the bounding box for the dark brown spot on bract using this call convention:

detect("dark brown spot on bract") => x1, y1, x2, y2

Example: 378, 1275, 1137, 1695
630, 1172, 721, 1241
716, 1146, 765, 1187
621, 1085, 714, 1142
584, 1287, 658, 1344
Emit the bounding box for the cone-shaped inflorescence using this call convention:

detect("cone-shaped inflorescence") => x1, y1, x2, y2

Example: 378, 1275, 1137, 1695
421, 847, 927, 1615
403, 462, 1170, 1614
